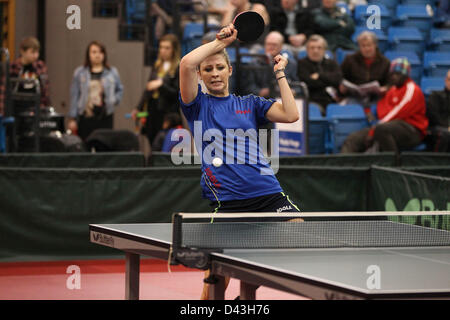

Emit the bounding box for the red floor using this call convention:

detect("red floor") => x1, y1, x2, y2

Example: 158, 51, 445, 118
0, 259, 306, 300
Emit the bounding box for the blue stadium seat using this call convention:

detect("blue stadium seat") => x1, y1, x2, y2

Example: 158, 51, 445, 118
126, 0, 146, 24
384, 50, 422, 84
428, 28, 450, 52
325, 104, 369, 153
308, 103, 328, 154
354, 4, 392, 30
367, 0, 399, 15
336, 1, 351, 15
420, 76, 445, 98
0, 116, 14, 153
387, 27, 424, 57
423, 52, 450, 77
182, 23, 220, 56
352, 27, 388, 52
399, 0, 435, 6
394, 5, 434, 39
335, 48, 355, 65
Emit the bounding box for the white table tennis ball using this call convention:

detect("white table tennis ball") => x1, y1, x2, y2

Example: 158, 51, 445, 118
212, 157, 223, 167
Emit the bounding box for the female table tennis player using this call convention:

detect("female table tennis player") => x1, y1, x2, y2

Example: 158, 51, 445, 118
179, 24, 301, 299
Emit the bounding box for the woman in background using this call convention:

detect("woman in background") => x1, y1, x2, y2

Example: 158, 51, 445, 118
133, 33, 181, 147
68, 41, 123, 141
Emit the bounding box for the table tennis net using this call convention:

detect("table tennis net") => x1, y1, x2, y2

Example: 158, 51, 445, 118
175, 213, 450, 249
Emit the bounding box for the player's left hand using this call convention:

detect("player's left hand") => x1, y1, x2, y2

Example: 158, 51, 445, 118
273, 54, 288, 73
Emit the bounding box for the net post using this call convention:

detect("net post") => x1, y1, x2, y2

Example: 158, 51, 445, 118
170, 212, 183, 266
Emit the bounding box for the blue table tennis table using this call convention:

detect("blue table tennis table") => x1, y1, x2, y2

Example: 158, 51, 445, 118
89, 214, 450, 300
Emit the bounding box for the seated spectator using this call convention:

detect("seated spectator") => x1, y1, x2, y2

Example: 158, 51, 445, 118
68, 41, 123, 142
150, 1, 174, 40
297, 34, 342, 115
435, 0, 450, 28
269, 0, 321, 55
241, 31, 299, 98
312, 0, 357, 52
341, 58, 428, 154
339, 31, 390, 118
0, 36, 51, 115
426, 70, 450, 152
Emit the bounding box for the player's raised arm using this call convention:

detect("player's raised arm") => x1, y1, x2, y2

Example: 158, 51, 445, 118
179, 24, 237, 104
265, 54, 299, 123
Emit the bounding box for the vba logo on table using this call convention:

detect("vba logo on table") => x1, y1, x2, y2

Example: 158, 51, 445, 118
169, 121, 280, 175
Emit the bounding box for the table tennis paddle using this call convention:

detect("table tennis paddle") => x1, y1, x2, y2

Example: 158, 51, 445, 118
217, 11, 265, 42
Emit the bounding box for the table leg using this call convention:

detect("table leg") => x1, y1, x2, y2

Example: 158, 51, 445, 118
208, 274, 226, 300
240, 281, 258, 300
125, 252, 140, 300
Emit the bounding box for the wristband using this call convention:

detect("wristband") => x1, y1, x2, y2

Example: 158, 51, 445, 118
275, 68, 285, 74
276, 76, 286, 81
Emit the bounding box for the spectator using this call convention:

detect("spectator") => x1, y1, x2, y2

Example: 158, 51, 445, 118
150, 1, 173, 40
133, 34, 181, 145
341, 58, 428, 154
339, 31, 390, 118
241, 31, 299, 98
68, 41, 123, 142
269, 0, 321, 55
312, 0, 357, 52
297, 34, 342, 115
426, 69, 450, 152
0, 36, 51, 115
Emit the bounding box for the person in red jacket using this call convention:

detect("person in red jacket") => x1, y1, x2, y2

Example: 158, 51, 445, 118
341, 58, 428, 153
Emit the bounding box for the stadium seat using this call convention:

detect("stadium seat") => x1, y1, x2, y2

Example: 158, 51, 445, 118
325, 104, 369, 153
367, 0, 399, 15
354, 4, 392, 30
384, 50, 422, 84
394, 5, 434, 39
352, 27, 388, 52
387, 27, 424, 57
336, 1, 351, 15
335, 48, 355, 65
182, 23, 220, 56
428, 28, 450, 52
423, 52, 450, 77
308, 103, 328, 154
399, 0, 435, 6
0, 116, 14, 153
125, 0, 146, 24
420, 76, 445, 98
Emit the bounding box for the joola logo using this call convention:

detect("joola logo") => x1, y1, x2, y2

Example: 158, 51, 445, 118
92, 233, 114, 247
277, 205, 292, 213
236, 109, 251, 115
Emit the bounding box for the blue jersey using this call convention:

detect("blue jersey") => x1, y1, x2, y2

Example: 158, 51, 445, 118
179, 85, 283, 201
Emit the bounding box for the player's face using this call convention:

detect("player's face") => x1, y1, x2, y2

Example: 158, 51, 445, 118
20, 48, 39, 65
199, 54, 232, 97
